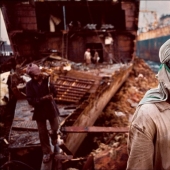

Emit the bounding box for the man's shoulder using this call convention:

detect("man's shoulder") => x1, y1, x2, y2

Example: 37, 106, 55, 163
136, 103, 156, 114
131, 104, 158, 124
139, 101, 170, 111
139, 103, 157, 109
134, 101, 170, 118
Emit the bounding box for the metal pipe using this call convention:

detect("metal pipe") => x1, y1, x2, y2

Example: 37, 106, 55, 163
61, 126, 129, 133
63, 6, 66, 30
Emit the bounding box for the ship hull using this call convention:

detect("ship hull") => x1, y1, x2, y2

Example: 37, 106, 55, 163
137, 26, 170, 62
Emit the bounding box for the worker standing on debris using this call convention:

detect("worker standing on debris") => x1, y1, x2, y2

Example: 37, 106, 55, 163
84, 48, 92, 65
126, 39, 170, 170
26, 63, 59, 163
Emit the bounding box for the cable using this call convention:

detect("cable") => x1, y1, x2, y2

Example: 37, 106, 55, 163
0, 160, 36, 170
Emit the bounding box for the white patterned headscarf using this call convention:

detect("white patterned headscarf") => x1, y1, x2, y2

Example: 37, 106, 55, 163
139, 39, 170, 105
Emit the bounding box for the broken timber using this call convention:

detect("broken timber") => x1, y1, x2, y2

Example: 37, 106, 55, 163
61, 126, 129, 133
62, 64, 133, 155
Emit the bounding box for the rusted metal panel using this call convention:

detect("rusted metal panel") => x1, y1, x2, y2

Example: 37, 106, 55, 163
137, 35, 170, 62
12, 99, 34, 121
54, 75, 95, 103
9, 130, 40, 149
8, 100, 41, 149
137, 25, 170, 62
12, 121, 38, 131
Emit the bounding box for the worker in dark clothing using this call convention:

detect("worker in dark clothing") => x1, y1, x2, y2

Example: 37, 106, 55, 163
26, 63, 59, 163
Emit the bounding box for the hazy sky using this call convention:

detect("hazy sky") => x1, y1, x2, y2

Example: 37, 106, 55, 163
139, 1, 170, 27
140, 1, 170, 16
1, 1, 170, 44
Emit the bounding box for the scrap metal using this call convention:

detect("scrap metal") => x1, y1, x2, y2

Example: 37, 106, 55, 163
54, 75, 94, 103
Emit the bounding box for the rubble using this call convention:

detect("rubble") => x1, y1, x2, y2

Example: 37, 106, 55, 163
93, 143, 128, 170
0, 56, 158, 170
0, 55, 131, 169
89, 57, 158, 170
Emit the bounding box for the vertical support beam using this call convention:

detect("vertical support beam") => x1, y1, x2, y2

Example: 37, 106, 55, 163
63, 6, 66, 31
62, 6, 68, 59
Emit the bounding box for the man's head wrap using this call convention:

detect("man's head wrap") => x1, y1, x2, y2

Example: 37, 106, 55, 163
159, 39, 170, 63
157, 39, 170, 89
139, 39, 170, 105
26, 63, 41, 76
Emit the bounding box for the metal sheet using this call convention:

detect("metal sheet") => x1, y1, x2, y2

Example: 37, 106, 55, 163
55, 76, 94, 103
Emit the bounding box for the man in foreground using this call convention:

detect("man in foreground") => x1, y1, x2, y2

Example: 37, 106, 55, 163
126, 39, 170, 170
26, 63, 59, 163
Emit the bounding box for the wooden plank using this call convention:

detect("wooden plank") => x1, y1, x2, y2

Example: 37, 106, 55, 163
82, 155, 94, 170
64, 65, 133, 155
61, 126, 129, 133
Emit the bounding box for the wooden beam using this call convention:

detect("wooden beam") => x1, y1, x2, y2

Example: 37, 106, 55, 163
64, 65, 133, 155
82, 155, 94, 170
61, 126, 129, 133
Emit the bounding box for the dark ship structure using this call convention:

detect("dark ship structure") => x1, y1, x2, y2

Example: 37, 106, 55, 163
0, 0, 140, 169
1, 0, 140, 65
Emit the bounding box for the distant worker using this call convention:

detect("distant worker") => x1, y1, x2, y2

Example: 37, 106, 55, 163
126, 39, 170, 170
84, 48, 92, 65
93, 50, 100, 64
108, 52, 114, 64
26, 63, 60, 163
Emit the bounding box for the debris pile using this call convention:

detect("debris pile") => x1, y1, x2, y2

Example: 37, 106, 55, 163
88, 57, 158, 170
0, 57, 159, 170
